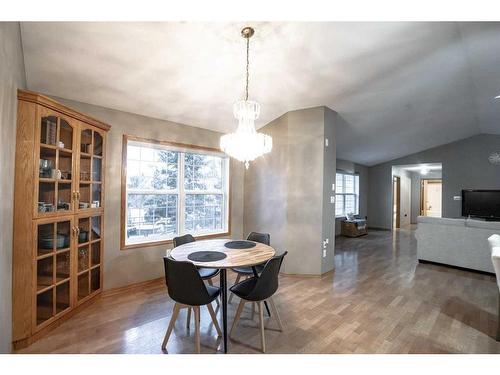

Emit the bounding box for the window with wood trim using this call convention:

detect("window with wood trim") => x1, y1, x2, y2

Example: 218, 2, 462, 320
335, 172, 359, 217
122, 136, 230, 248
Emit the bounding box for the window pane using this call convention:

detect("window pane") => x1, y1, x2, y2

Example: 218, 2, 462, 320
344, 175, 355, 194
184, 153, 222, 191
126, 193, 178, 245
354, 175, 359, 195
336, 174, 344, 194
335, 195, 344, 216
127, 144, 178, 191
185, 194, 223, 233
127, 145, 141, 160
345, 195, 355, 215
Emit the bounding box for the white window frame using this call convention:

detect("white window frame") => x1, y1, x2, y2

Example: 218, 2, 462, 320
335, 172, 360, 218
121, 135, 230, 249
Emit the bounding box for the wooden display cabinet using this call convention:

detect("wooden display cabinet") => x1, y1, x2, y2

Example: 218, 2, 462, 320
12, 90, 110, 349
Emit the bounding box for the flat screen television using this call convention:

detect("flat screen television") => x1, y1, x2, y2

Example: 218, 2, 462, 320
462, 190, 500, 220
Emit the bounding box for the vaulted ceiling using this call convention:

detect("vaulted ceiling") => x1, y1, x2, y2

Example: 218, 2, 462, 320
20, 22, 500, 166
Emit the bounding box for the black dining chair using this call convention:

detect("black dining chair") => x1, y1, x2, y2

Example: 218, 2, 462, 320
162, 256, 222, 353
229, 251, 287, 353
228, 232, 270, 304
172, 234, 220, 326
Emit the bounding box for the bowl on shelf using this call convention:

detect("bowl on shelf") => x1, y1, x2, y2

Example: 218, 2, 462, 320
38, 234, 70, 249
57, 202, 70, 210
78, 230, 89, 244
38, 203, 54, 213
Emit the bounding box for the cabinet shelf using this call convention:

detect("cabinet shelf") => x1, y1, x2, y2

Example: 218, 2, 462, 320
37, 279, 53, 294
37, 252, 54, 261
55, 276, 71, 284
40, 143, 57, 151
39, 178, 72, 184
58, 148, 73, 155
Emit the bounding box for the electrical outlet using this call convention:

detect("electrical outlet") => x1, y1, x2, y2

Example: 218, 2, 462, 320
330, 196, 335, 204
453, 196, 461, 201
322, 249, 327, 257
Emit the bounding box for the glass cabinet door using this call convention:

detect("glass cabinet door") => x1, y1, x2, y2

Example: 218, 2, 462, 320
35, 218, 73, 327
78, 128, 104, 212
76, 214, 102, 302
37, 110, 76, 217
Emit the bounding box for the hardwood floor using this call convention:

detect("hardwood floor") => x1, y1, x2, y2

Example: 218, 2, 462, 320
17, 227, 500, 353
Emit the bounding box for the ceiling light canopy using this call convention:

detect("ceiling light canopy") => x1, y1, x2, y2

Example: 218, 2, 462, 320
220, 27, 272, 169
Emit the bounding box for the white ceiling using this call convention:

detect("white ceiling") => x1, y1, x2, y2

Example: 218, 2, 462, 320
20, 22, 500, 166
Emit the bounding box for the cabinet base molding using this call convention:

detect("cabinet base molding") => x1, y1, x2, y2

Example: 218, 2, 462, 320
12, 292, 101, 352
102, 277, 165, 297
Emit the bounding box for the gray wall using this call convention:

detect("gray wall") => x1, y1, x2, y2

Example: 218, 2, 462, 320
335, 159, 369, 235
321, 108, 336, 274
392, 167, 412, 227
244, 106, 334, 275
243, 113, 288, 267
0, 23, 26, 354
409, 170, 442, 223
55, 97, 245, 290
368, 134, 500, 229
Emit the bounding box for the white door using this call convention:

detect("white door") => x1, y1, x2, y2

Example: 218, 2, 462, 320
424, 181, 442, 217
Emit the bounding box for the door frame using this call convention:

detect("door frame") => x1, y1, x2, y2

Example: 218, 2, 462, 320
420, 179, 442, 216
393, 176, 401, 229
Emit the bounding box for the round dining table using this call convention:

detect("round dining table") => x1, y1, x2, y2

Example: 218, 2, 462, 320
169, 238, 276, 353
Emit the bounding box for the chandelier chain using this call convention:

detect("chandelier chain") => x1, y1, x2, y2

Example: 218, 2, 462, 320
245, 36, 250, 101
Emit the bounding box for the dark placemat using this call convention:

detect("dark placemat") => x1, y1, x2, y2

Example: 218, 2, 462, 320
188, 251, 227, 262
224, 240, 256, 249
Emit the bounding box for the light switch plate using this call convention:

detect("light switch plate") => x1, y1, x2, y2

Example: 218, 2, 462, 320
325, 138, 329, 147
332, 183, 335, 191
323, 249, 327, 257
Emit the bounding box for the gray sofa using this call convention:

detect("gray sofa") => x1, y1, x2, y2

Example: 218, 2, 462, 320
415, 216, 500, 273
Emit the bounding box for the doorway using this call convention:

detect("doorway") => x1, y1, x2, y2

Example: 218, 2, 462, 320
393, 176, 401, 229
420, 179, 442, 217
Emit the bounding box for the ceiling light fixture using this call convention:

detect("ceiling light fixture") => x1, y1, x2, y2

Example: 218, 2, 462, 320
420, 167, 429, 175
220, 27, 272, 169
489, 152, 500, 165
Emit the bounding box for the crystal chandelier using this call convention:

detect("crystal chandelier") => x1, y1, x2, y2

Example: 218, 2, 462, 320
220, 27, 272, 169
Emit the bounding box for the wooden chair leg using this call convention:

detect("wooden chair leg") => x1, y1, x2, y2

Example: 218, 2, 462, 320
258, 301, 266, 353
194, 306, 201, 353
230, 299, 245, 337
207, 302, 222, 337
186, 307, 191, 329
269, 296, 283, 332
162, 303, 181, 350
228, 274, 241, 304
